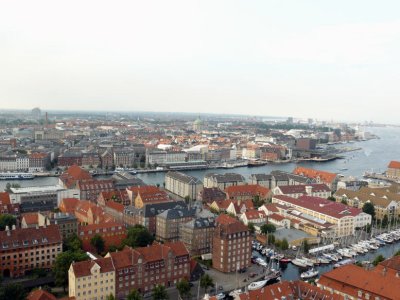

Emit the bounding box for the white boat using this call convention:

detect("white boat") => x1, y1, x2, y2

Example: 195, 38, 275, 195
248, 279, 268, 291
0, 172, 35, 180
291, 258, 308, 268
301, 257, 314, 267
300, 268, 319, 279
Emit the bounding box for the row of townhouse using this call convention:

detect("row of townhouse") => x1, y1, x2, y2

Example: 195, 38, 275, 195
0, 152, 50, 172
68, 241, 191, 300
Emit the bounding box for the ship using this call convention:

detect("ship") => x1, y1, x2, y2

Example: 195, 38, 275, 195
0, 172, 35, 180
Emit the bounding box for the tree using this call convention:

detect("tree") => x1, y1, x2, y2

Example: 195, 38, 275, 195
341, 199, 348, 205
248, 222, 255, 234
53, 250, 89, 291
0, 214, 16, 231
123, 224, 154, 248
327, 196, 336, 201
90, 234, 105, 254
200, 274, 214, 293
303, 239, 310, 254
127, 289, 142, 300
281, 238, 289, 250
184, 195, 190, 204
106, 294, 116, 300
63, 234, 83, 252
253, 195, 264, 208
363, 202, 376, 220
176, 278, 191, 299
381, 215, 389, 228
394, 249, 400, 256
152, 284, 168, 300
267, 234, 275, 245
0, 283, 26, 300
372, 254, 385, 266
260, 223, 276, 234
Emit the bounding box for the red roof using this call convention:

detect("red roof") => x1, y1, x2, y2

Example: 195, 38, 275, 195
0, 192, 10, 205
105, 200, 124, 213
388, 160, 400, 169
22, 212, 39, 225
27, 289, 57, 300
60, 165, 92, 188
71, 257, 114, 278
269, 213, 286, 222
59, 198, 80, 213
273, 195, 363, 219
244, 209, 266, 220
216, 214, 238, 225
277, 183, 331, 194
293, 167, 337, 184
225, 184, 270, 198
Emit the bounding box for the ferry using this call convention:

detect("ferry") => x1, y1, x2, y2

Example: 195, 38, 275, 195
0, 172, 35, 180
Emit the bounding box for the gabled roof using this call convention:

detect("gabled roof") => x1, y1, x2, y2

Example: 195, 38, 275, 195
277, 183, 331, 195
243, 209, 266, 220
71, 257, 114, 278
388, 160, 400, 169
293, 167, 337, 184
225, 184, 270, 197
22, 212, 39, 225
27, 289, 57, 300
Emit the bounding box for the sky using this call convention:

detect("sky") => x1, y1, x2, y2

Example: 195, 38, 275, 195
1, 0, 400, 123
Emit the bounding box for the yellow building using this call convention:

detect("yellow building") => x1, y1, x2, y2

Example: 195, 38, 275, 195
69, 257, 115, 300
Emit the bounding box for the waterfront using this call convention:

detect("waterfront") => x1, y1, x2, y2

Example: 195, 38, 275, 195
2, 126, 399, 190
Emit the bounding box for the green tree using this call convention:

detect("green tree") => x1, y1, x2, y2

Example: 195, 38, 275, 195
394, 250, 400, 256
372, 254, 385, 266
341, 199, 348, 205
123, 225, 154, 248
176, 278, 191, 299
303, 239, 310, 254
327, 196, 336, 201
152, 284, 168, 300
0, 283, 26, 300
260, 223, 276, 234
106, 294, 116, 300
0, 214, 16, 231
363, 202, 376, 219
63, 234, 83, 252
253, 195, 264, 208
90, 234, 105, 254
267, 234, 276, 245
381, 215, 389, 228
200, 274, 214, 293
184, 195, 191, 204
248, 222, 255, 234
281, 238, 289, 250
127, 289, 142, 300
53, 250, 89, 291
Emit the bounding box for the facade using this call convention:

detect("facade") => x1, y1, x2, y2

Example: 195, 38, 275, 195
239, 209, 267, 226
0, 154, 29, 171
203, 173, 246, 190
76, 179, 115, 202
78, 222, 127, 252
146, 150, 187, 166
69, 257, 115, 300
272, 195, 371, 237
58, 152, 83, 167
293, 167, 338, 190
0, 225, 62, 278
225, 184, 270, 201
198, 187, 226, 204
155, 206, 194, 242
387, 160, 400, 179
105, 242, 190, 298
81, 152, 101, 168
134, 188, 170, 208
0, 192, 20, 215
29, 152, 50, 172
179, 217, 215, 256
212, 214, 252, 273
165, 171, 203, 200
113, 149, 134, 168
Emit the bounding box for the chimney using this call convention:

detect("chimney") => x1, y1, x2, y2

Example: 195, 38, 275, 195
382, 267, 387, 276
5, 225, 9, 231
11, 225, 16, 230
305, 186, 313, 195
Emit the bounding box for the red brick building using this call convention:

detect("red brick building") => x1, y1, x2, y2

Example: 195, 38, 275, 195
0, 192, 20, 215
29, 152, 50, 172
59, 165, 93, 189
78, 222, 127, 252
76, 179, 115, 202
58, 152, 83, 167
106, 241, 190, 297
0, 225, 62, 278
97, 190, 130, 206
213, 214, 251, 273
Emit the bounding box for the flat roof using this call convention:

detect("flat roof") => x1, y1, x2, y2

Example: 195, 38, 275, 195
10, 185, 65, 194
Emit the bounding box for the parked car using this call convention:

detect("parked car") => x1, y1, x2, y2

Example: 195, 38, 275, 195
216, 292, 225, 300
238, 268, 247, 273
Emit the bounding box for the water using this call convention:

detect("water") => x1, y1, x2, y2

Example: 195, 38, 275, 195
1, 126, 400, 190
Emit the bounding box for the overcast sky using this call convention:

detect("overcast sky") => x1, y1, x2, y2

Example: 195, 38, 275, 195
1, 0, 400, 123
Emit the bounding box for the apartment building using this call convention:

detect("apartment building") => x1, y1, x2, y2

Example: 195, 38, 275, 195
179, 217, 215, 256
203, 173, 246, 190
272, 184, 331, 199
155, 206, 194, 242
165, 171, 203, 200
78, 222, 127, 252
387, 160, 400, 179
272, 195, 371, 237
0, 225, 62, 277
212, 214, 252, 273
225, 184, 270, 201
69, 257, 115, 300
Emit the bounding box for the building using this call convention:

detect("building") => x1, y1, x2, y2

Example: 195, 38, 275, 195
293, 167, 338, 190
146, 150, 187, 166
27, 289, 57, 300
295, 138, 317, 150
9, 185, 79, 213
239, 209, 267, 226
81, 151, 101, 168
225, 184, 270, 201
100, 150, 113, 169
272, 183, 331, 199
0, 225, 62, 278
58, 151, 83, 167
317, 262, 399, 300
155, 206, 194, 242
68, 257, 115, 300
97, 190, 130, 206
123, 201, 187, 234
165, 171, 203, 200
78, 222, 127, 252
203, 173, 246, 190
0, 154, 29, 171
104, 242, 190, 297
76, 179, 115, 202
212, 214, 251, 273
387, 160, 400, 179
198, 187, 226, 204
250, 171, 313, 189
113, 149, 134, 168
0, 192, 20, 215
179, 217, 215, 256
59, 165, 93, 189
29, 152, 50, 172
134, 187, 170, 208
272, 195, 371, 237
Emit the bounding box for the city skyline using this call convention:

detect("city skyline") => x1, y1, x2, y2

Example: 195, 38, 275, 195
1, 1, 400, 123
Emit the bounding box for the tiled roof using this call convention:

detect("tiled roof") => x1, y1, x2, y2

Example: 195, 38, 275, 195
273, 195, 362, 219
0, 192, 10, 204
27, 289, 57, 300
225, 184, 270, 197
293, 167, 337, 184
0, 225, 61, 250
105, 200, 124, 213
318, 264, 399, 299
59, 198, 80, 213
388, 160, 400, 169
277, 183, 331, 194
244, 209, 266, 220
22, 212, 39, 225
269, 213, 286, 222
71, 257, 114, 278
78, 222, 125, 234
216, 214, 249, 234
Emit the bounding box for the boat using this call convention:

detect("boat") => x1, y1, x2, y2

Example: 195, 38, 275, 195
248, 279, 268, 291
264, 269, 281, 282
334, 259, 355, 268
300, 268, 319, 279
279, 257, 292, 264
0, 172, 35, 180
291, 258, 308, 268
